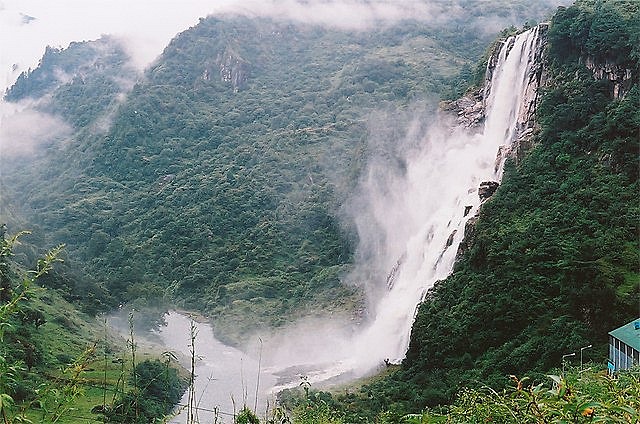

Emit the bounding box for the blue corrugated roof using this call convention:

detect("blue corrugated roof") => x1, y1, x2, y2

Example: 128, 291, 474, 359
609, 318, 640, 351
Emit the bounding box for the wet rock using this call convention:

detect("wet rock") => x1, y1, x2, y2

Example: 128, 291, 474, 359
445, 230, 457, 249
456, 216, 478, 261
440, 89, 485, 129
478, 181, 499, 200
212, 47, 250, 92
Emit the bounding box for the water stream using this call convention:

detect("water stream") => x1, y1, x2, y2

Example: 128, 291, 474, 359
154, 312, 278, 423
359, 26, 544, 366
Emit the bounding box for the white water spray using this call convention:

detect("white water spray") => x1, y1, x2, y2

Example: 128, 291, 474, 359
265, 26, 546, 388
354, 26, 544, 367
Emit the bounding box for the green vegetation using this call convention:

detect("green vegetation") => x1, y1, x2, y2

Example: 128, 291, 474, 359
0, 230, 95, 422
103, 358, 187, 423
0, 231, 186, 423
289, 366, 640, 423
2, 1, 637, 422
1, 1, 561, 344
412, 368, 640, 423
5, 37, 134, 129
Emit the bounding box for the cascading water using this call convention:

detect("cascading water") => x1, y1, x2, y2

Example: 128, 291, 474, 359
266, 26, 546, 388
347, 26, 545, 370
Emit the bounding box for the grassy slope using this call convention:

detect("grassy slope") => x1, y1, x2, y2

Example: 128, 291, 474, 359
3, 271, 187, 423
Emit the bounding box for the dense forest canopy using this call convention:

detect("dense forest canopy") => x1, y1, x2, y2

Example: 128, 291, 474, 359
0, 0, 638, 422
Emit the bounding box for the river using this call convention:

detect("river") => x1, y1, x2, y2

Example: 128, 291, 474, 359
112, 310, 279, 423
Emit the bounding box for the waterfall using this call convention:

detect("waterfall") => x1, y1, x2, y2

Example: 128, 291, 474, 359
264, 26, 546, 388
349, 26, 545, 369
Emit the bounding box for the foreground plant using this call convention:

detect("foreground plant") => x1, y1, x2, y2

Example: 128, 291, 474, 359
406, 368, 640, 423
0, 229, 64, 423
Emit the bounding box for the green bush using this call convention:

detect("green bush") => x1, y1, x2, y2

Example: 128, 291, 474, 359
104, 359, 187, 423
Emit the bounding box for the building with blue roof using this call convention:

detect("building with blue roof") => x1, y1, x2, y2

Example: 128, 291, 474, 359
608, 318, 640, 373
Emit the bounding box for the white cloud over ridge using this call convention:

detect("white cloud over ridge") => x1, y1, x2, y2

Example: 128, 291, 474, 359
0, 0, 568, 160
1, 0, 570, 93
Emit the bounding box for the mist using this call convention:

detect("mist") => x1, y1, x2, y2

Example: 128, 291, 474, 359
0, 101, 71, 158
0, 0, 220, 90
251, 24, 546, 385
250, 105, 485, 386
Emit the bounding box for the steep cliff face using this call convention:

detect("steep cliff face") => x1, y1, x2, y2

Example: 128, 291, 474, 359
441, 89, 484, 129
452, 17, 636, 260
216, 47, 250, 92
490, 24, 548, 165
584, 57, 634, 99
444, 24, 549, 162
200, 47, 250, 92
448, 25, 549, 261
400, 1, 638, 412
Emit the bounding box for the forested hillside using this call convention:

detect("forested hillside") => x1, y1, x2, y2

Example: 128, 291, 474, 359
316, 0, 638, 418
1, 1, 560, 344
2, 0, 638, 422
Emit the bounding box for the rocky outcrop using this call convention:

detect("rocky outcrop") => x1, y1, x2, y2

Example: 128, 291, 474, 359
202, 47, 250, 92
494, 127, 536, 169
585, 57, 634, 99
455, 215, 478, 261
445, 230, 457, 249
440, 89, 485, 129
478, 181, 499, 201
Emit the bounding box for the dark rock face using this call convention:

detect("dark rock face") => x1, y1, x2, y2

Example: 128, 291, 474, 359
478, 181, 499, 200
445, 230, 457, 249
455, 215, 478, 261
217, 48, 250, 92
440, 89, 485, 129
585, 57, 634, 99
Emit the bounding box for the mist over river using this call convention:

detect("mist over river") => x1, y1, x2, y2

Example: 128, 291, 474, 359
162, 312, 279, 421
110, 311, 279, 423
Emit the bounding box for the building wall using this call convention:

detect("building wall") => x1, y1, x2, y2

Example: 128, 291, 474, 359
609, 335, 640, 372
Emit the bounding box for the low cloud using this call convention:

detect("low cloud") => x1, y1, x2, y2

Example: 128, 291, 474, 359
210, 0, 570, 31
1, 0, 571, 93
0, 101, 71, 158
214, 0, 442, 30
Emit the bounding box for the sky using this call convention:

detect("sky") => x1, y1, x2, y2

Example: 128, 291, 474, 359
0, 0, 439, 91
0, 0, 228, 91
